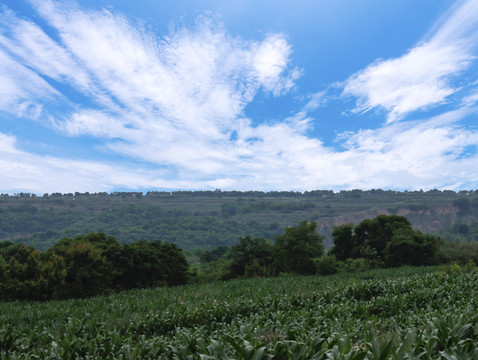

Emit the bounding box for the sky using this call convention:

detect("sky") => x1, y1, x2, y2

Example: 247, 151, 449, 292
1, 0, 478, 194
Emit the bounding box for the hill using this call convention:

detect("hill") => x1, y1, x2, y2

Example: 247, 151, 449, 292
1, 189, 477, 250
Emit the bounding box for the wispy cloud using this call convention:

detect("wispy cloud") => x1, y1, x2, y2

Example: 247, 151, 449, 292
0, 48, 56, 119
342, 0, 478, 123
337, 109, 478, 189
19, 0, 303, 176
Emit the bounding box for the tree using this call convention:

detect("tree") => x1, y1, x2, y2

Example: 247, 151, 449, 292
228, 235, 274, 278
353, 215, 413, 260
313, 255, 339, 275
39, 251, 67, 300
50, 237, 114, 298
199, 245, 229, 264
274, 220, 324, 275
3, 244, 43, 300
329, 215, 440, 268
329, 223, 355, 260
120, 240, 164, 289
120, 240, 189, 289
157, 242, 189, 286
384, 231, 439, 267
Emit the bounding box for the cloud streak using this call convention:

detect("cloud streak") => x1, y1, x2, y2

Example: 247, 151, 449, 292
342, 0, 478, 123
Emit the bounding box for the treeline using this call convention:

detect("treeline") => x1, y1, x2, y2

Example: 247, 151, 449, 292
196, 215, 442, 281
2, 188, 478, 200
2, 214, 477, 302
0, 233, 188, 301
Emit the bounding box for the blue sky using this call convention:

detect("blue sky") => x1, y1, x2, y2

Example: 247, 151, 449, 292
1, 0, 478, 193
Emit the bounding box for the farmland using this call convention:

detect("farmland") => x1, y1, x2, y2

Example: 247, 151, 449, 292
2, 266, 478, 359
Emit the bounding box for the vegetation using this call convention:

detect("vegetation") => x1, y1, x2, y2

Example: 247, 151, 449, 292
329, 215, 439, 268
197, 216, 440, 281
275, 220, 324, 274
1, 200, 477, 358
1, 189, 478, 251
0, 215, 444, 301
0, 233, 189, 301
2, 266, 478, 358
439, 222, 478, 243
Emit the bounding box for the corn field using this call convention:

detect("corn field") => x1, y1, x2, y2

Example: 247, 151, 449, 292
1, 266, 478, 359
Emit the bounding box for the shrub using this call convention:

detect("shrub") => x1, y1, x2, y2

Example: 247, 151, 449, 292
313, 255, 339, 275
343, 258, 371, 273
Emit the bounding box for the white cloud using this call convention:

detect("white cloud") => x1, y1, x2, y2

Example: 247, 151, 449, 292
0, 49, 58, 119
343, 43, 472, 123
14, 0, 301, 171
0, 9, 92, 92
1, 0, 478, 193
252, 34, 301, 95
0, 131, 210, 193
342, 0, 478, 123
334, 109, 478, 189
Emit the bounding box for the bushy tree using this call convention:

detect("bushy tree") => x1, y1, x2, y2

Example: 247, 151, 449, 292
50, 237, 114, 298
354, 215, 412, 259
274, 220, 324, 275
0, 233, 190, 301
157, 242, 189, 286
228, 235, 275, 278
329, 215, 439, 268
120, 240, 166, 289
330, 224, 355, 260
120, 240, 189, 288
313, 255, 339, 275
2, 244, 43, 300
39, 251, 67, 299
384, 231, 439, 267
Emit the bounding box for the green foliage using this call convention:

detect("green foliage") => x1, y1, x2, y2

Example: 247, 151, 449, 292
40, 252, 67, 299
330, 215, 439, 268
274, 220, 324, 274
438, 242, 478, 265
384, 231, 439, 267
3, 244, 44, 300
439, 222, 478, 243
199, 245, 230, 263
3, 267, 478, 358
313, 255, 339, 275
355, 215, 413, 258
228, 236, 275, 278
330, 223, 355, 260
2, 189, 478, 252
439, 260, 476, 275
50, 238, 114, 298
0, 233, 190, 301
157, 242, 189, 286
343, 258, 372, 273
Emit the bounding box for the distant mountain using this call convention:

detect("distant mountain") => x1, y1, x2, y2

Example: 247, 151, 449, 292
1, 189, 477, 250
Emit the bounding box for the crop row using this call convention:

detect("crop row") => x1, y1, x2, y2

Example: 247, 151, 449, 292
1, 267, 477, 359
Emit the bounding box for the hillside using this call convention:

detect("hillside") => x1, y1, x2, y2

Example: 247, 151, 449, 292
1, 189, 477, 250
